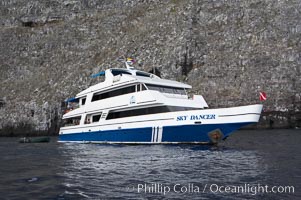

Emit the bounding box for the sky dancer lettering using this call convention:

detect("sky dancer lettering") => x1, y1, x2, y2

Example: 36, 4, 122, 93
177, 114, 216, 121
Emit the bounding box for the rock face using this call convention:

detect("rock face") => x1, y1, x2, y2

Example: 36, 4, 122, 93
0, 0, 300, 136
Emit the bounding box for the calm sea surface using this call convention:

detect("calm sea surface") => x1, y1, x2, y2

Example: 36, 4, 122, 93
0, 129, 300, 200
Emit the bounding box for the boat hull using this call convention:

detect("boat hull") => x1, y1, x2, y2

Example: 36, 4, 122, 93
59, 122, 252, 144
59, 104, 262, 144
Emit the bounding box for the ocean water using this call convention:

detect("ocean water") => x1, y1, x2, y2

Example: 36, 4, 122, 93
0, 129, 300, 200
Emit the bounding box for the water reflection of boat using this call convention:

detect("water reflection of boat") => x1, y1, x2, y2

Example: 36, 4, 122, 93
19, 137, 50, 143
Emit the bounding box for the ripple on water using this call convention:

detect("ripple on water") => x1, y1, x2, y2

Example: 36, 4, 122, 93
57, 143, 269, 199
0, 130, 300, 199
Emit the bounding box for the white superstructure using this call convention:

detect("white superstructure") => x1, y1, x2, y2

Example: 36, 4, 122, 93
59, 62, 262, 144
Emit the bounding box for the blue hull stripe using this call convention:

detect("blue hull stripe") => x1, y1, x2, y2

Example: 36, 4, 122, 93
59, 123, 252, 143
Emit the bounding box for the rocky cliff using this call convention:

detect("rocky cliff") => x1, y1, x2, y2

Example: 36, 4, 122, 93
0, 0, 300, 136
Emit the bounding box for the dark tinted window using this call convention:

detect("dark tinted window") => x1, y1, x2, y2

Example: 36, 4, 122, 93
92, 114, 101, 122
136, 71, 151, 77
92, 85, 136, 102
136, 84, 147, 92
142, 84, 147, 91
63, 116, 81, 126
107, 106, 197, 120
146, 84, 160, 92
82, 98, 86, 105
111, 69, 132, 76
145, 84, 186, 95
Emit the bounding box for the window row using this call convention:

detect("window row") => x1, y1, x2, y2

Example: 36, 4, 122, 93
84, 113, 102, 124
92, 84, 146, 102
107, 106, 197, 120
110, 69, 153, 77
63, 106, 197, 126
63, 116, 81, 126
91, 83, 187, 102
145, 84, 186, 95
63, 112, 103, 126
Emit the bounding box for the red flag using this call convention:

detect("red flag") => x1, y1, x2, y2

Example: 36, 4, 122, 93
259, 92, 267, 101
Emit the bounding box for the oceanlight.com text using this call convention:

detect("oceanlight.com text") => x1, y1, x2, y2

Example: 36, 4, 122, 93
209, 183, 295, 195
128, 183, 295, 196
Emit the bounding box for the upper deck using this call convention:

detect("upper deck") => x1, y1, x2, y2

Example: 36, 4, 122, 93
76, 68, 191, 98
62, 65, 208, 123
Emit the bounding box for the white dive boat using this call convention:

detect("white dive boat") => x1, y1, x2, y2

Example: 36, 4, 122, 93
59, 59, 263, 144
